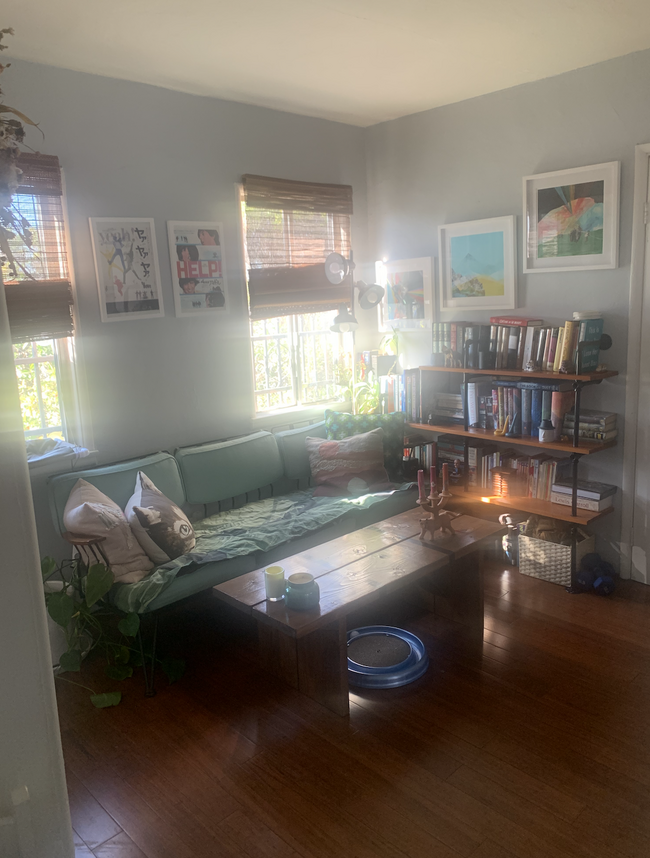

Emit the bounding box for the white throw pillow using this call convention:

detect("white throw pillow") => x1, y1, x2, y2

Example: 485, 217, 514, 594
63, 479, 153, 584
125, 472, 195, 565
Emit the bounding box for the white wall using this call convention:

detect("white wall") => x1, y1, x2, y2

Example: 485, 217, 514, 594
4, 59, 373, 556
0, 275, 74, 858
365, 49, 650, 566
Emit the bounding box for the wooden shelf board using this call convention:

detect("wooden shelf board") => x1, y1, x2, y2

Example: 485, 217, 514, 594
445, 488, 615, 526
407, 422, 617, 455
419, 366, 618, 382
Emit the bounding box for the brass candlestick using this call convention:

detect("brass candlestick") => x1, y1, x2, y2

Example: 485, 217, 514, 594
417, 484, 460, 541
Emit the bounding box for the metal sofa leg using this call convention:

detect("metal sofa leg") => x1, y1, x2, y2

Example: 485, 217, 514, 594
137, 614, 159, 698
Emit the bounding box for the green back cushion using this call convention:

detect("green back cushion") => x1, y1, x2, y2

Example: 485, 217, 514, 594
324, 411, 405, 479
175, 431, 284, 505
275, 421, 326, 482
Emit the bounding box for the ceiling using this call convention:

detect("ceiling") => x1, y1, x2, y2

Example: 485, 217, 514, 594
5, 0, 650, 126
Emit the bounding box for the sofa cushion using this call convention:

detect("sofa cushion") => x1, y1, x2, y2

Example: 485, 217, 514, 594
175, 431, 284, 505
275, 421, 326, 482
324, 411, 405, 479
305, 428, 389, 495
63, 479, 153, 583
125, 472, 196, 565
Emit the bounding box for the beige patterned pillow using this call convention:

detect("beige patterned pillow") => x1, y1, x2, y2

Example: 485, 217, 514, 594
305, 428, 389, 496
63, 479, 153, 583
125, 472, 195, 564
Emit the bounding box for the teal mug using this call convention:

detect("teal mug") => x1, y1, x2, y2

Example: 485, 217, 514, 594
285, 572, 320, 611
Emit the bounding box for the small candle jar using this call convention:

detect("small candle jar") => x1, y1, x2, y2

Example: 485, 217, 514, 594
285, 572, 320, 611
264, 565, 286, 601
538, 419, 555, 443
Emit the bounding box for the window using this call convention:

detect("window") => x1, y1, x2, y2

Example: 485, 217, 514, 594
2, 154, 78, 442
241, 174, 354, 413
250, 311, 352, 412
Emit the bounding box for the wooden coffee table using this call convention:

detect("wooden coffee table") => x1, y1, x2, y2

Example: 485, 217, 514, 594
213, 509, 505, 716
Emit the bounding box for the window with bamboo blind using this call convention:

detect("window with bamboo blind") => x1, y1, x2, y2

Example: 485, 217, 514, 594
2, 154, 79, 441
241, 174, 354, 413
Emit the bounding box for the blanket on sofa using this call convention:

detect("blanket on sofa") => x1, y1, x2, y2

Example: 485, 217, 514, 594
112, 486, 414, 613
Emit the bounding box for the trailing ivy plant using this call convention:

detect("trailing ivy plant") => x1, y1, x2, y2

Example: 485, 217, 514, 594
42, 556, 185, 708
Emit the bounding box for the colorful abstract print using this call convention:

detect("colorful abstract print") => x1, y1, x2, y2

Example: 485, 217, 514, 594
537, 180, 604, 258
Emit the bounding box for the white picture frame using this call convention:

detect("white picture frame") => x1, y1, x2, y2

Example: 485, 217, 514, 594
89, 217, 163, 322
438, 215, 516, 311
376, 257, 433, 332
167, 221, 228, 317
523, 161, 620, 273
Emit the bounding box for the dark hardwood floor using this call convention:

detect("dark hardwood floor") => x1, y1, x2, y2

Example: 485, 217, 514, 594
56, 562, 650, 858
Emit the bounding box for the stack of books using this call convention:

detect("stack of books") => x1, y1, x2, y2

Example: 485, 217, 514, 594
466, 445, 571, 499
550, 479, 617, 512
562, 408, 617, 442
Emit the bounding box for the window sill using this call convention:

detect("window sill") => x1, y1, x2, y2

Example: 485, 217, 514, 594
252, 400, 352, 431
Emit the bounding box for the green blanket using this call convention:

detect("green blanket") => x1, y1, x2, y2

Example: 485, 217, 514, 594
112, 486, 413, 613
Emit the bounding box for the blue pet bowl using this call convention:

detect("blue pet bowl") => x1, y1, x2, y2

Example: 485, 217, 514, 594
347, 626, 429, 688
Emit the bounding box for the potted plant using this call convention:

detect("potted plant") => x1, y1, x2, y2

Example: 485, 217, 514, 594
42, 556, 184, 707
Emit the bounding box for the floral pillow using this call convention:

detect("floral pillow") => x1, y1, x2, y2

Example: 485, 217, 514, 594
324, 411, 405, 480
305, 429, 390, 496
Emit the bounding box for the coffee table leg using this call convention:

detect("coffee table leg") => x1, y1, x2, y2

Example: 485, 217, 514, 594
257, 617, 350, 716
418, 550, 485, 629
297, 617, 349, 717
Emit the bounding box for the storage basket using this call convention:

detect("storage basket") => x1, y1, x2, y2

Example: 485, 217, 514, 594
518, 531, 595, 587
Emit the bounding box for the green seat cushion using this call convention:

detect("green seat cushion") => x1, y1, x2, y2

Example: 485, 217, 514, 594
324, 410, 405, 480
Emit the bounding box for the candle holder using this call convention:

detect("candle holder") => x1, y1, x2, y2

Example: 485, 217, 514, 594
417, 483, 461, 542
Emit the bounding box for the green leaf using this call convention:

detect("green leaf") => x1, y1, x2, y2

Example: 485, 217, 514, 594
116, 645, 131, 665
47, 590, 75, 628
104, 664, 133, 681
90, 692, 122, 709
41, 556, 57, 580
117, 612, 140, 637
58, 650, 82, 673
160, 657, 186, 685
85, 564, 114, 608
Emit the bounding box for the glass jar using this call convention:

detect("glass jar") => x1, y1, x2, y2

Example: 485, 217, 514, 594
285, 572, 320, 611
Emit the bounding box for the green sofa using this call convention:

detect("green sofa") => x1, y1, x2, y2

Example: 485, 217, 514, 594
48, 423, 417, 616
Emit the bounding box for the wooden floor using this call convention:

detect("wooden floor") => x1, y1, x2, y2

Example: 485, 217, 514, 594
57, 562, 650, 858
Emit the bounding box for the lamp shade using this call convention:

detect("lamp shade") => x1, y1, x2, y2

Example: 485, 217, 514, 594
356, 281, 385, 310
330, 304, 359, 333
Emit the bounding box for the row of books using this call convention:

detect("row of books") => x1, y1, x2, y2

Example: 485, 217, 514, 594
467, 377, 574, 438
430, 313, 604, 373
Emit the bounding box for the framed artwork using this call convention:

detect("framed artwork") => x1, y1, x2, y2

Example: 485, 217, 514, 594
376, 257, 433, 332
167, 221, 228, 317
523, 161, 620, 273
89, 218, 163, 322
438, 216, 516, 311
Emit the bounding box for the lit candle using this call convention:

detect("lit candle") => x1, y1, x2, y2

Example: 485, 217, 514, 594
264, 565, 286, 602
417, 469, 425, 503
442, 462, 449, 493
429, 466, 436, 496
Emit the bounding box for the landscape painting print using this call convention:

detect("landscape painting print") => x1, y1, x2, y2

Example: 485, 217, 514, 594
439, 216, 516, 311
523, 162, 619, 272
89, 218, 163, 322
536, 180, 604, 259
167, 221, 227, 317
450, 231, 504, 299
377, 257, 433, 331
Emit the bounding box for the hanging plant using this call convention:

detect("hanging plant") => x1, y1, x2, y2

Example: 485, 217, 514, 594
0, 27, 42, 279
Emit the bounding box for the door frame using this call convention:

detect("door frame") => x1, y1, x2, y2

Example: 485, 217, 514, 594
621, 143, 650, 580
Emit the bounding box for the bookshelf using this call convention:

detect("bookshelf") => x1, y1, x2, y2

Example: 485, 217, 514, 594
405, 364, 619, 584
407, 422, 616, 455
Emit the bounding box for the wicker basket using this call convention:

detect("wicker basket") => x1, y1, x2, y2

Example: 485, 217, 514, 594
518, 531, 595, 586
